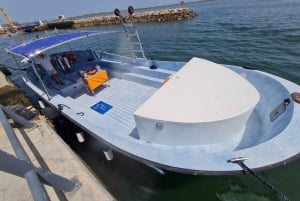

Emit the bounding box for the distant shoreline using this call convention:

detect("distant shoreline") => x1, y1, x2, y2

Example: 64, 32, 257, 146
72, 8, 198, 29
1, 6, 198, 35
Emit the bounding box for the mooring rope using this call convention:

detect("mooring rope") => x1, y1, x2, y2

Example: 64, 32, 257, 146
238, 162, 290, 201
228, 157, 290, 201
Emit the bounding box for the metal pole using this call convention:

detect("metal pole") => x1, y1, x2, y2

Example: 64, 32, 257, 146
0, 105, 36, 128
128, 10, 146, 59
0, 149, 78, 193
25, 170, 49, 201
0, 106, 49, 201
0, 106, 31, 160
0, 107, 79, 200
30, 58, 52, 100
114, 8, 136, 58
0, 105, 80, 192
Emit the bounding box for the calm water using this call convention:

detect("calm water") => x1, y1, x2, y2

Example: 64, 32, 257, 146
1, 0, 300, 200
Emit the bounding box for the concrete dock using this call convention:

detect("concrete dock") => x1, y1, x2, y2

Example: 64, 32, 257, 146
0, 71, 115, 201
0, 113, 116, 201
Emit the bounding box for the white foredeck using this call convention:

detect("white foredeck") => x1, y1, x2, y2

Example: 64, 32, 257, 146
135, 58, 260, 122
134, 58, 260, 145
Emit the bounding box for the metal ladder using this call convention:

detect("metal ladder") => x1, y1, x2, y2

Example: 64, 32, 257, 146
114, 6, 146, 59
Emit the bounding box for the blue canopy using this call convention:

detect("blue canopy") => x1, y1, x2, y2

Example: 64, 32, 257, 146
6, 31, 103, 58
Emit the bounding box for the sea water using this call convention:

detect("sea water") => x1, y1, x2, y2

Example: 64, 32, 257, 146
1, 0, 300, 200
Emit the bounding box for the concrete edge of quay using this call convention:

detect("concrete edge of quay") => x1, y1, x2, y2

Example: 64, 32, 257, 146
0, 70, 116, 201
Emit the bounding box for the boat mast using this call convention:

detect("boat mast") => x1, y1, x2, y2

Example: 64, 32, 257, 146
114, 6, 146, 59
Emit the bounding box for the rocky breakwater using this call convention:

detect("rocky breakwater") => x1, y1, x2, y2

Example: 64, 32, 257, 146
73, 8, 197, 28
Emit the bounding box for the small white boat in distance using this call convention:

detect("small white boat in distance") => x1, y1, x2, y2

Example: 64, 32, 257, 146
5, 30, 300, 175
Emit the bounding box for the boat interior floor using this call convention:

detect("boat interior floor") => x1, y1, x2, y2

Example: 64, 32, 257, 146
25, 53, 294, 153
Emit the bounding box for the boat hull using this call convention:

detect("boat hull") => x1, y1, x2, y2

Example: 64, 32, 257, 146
21, 53, 300, 175
7, 30, 299, 175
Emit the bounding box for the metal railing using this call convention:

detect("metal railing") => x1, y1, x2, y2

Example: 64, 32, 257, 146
0, 105, 79, 201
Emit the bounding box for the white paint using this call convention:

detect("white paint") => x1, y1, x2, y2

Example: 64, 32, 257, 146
134, 57, 260, 145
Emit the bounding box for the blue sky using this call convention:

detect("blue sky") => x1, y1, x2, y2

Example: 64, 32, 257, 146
1, 0, 191, 23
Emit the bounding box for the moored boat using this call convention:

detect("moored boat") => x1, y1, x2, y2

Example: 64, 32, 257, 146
22, 23, 39, 33
5, 27, 300, 175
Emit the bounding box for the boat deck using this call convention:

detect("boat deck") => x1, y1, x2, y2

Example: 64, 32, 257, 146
66, 77, 157, 137
23, 54, 300, 174
7, 31, 300, 174
30, 57, 173, 140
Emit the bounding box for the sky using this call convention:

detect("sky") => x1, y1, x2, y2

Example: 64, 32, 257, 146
1, 0, 190, 23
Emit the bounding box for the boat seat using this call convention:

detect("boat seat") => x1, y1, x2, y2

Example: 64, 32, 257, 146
81, 69, 109, 95
54, 56, 73, 74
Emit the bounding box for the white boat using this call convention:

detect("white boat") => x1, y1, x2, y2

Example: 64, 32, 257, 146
5, 30, 300, 175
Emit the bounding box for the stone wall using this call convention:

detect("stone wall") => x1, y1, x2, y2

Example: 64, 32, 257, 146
73, 8, 197, 28
0, 8, 197, 33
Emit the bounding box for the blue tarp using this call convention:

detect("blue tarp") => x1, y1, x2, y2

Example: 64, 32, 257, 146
6, 31, 101, 58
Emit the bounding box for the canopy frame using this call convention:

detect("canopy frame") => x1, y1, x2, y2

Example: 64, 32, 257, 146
5, 31, 120, 100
